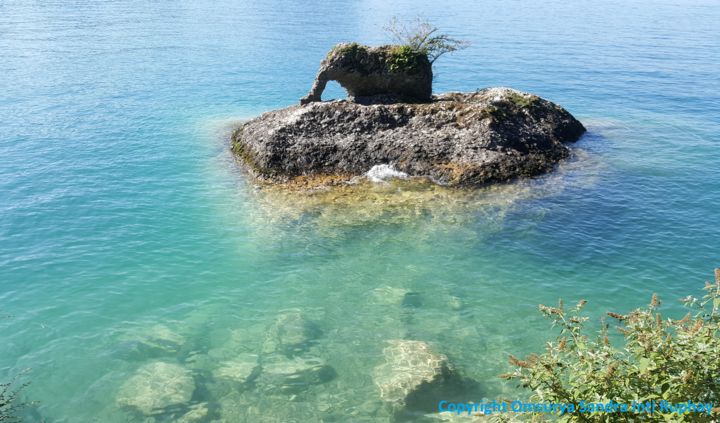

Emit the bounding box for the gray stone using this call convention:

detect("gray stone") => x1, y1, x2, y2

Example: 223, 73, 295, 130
301, 43, 432, 105
370, 287, 410, 305
213, 354, 259, 383
177, 402, 209, 423
233, 88, 585, 187
116, 324, 186, 360
373, 340, 449, 405
262, 311, 322, 356
257, 354, 337, 394
116, 362, 195, 416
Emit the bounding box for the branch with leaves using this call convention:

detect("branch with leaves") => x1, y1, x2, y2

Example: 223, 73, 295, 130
384, 17, 470, 63
503, 269, 720, 422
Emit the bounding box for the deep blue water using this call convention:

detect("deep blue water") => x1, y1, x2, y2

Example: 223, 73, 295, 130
0, 0, 718, 421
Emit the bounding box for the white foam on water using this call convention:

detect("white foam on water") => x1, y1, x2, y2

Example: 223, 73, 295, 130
364, 164, 408, 183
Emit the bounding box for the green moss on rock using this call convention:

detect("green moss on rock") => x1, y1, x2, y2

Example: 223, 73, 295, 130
387, 45, 428, 73
506, 92, 540, 108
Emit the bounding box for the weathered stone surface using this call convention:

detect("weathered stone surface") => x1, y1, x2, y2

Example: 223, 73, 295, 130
116, 362, 195, 415
213, 354, 260, 383
262, 311, 322, 356
373, 340, 449, 405
370, 286, 411, 305
177, 402, 209, 423
232, 88, 586, 187
301, 43, 432, 105
116, 324, 186, 360
257, 354, 337, 394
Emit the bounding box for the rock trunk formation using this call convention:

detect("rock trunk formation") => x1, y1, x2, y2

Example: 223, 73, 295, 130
300, 43, 432, 105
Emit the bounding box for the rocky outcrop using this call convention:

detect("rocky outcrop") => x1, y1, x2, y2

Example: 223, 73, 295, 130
257, 354, 337, 394
373, 340, 450, 405
116, 324, 186, 360
213, 353, 260, 384
232, 88, 586, 187
116, 362, 195, 416
300, 43, 432, 105
262, 311, 323, 356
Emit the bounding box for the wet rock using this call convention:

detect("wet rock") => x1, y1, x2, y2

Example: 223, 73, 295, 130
373, 340, 450, 405
262, 311, 322, 356
401, 292, 423, 308
116, 324, 186, 360
117, 362, 195, 415
370, 286, 410, 305
233, 88, 586, 188
177, 402, 209, 423
447, 296, 463, 311
184, 352, 214, 371
257, 354, 337, 394
213, 354, 260, 384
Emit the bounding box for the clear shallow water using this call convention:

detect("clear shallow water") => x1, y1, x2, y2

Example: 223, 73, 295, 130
0, 0, 718, 421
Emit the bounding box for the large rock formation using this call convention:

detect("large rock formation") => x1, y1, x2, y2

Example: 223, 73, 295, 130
213, 353, 260, 384
300, 43, 432, 104
373, 340, 450, 405
232, 87, 586, 187
257, 354, 337, 394
115, 324, 186, 360
116, 362, 195, 416
261, 311, 322, 357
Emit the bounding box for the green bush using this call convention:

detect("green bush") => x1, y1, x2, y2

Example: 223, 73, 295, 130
384, 17, 469, 64
503, 269, 720, 422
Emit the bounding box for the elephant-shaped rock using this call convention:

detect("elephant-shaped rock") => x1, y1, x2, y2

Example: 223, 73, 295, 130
300, 43, 432, 105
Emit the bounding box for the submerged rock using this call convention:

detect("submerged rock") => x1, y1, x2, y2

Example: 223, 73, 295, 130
373, 340, 450, 405
262, 311, 322, 356
232, 88, 585, 187
213, 354, 260, 384
116, 362, 195, 415
177, 402, 209, 423
257, 354, 337, 394
116, 324, 186, 360
370, 286, 411, 305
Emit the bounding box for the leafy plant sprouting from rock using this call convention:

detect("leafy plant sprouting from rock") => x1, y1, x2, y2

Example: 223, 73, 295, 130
384, 17, 469, 64
502, 269, 720, 422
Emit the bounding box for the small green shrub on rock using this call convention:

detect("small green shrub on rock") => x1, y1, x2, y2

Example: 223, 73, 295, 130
503, 269, 720, 422
384, 17, 469, 64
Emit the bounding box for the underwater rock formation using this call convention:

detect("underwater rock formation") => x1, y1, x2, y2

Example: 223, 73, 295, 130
213, 354, 260, 384
233, 87, 586, 187
115, 324, 186, 360
257, 354, 337, 394
116, 362, 195, 416
300, 43, 433, 105
373, 340, 450, 405
262, 311, 322, 356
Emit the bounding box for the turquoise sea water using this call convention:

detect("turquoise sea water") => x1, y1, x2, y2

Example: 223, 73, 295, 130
1, 0, 719, 421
